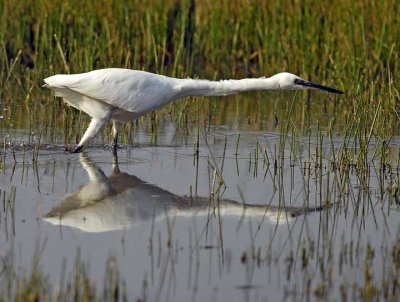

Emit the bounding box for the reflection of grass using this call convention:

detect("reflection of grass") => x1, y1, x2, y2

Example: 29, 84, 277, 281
0, 233, 398, 301
0, 0, 399, 300
0, 250, 125, 302
0, 186, 16, 238
1, 143, 399, 300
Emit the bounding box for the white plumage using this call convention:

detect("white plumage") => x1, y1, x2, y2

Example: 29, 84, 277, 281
44, 68, 343, 152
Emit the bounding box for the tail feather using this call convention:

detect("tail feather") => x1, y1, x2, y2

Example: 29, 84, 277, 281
43, 74, 85, 89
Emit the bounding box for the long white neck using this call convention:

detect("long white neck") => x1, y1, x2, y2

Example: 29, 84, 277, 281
174, 77, 279, 98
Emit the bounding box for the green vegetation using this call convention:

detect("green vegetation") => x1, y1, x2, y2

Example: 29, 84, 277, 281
0, 249, 125, 302
0, 0, 399, 301
0, 0, 399, 146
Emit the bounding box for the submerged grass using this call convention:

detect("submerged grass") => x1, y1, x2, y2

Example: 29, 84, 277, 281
0, 0, 399, 301
0, 219, 398, 301
0, 249, 126, 302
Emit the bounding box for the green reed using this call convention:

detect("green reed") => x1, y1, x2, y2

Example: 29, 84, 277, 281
0, 0, 398, 149
0, 3, 399, 299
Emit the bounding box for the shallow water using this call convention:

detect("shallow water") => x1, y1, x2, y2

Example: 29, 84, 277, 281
0, 124, 399, 301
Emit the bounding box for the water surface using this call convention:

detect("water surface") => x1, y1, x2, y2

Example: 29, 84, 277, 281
0, 122, 399, 301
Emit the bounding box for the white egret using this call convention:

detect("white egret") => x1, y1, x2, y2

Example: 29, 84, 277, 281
43, 68, 343, 153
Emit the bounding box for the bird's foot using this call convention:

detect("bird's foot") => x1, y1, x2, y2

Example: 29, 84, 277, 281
111, 145, 119, 156
111, 139, 120, 153
71, 145, 83, 153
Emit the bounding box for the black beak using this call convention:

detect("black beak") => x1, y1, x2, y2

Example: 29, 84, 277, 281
294, 79, 343, 94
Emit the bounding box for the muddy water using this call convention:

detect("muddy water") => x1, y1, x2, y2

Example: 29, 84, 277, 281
0, 128, 399, 301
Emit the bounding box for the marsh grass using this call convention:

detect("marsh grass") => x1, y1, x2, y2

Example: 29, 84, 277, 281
0, 248, 126, 302
0, 133, 399, 300
0, 0, 399, 300
0, 0, 398, 148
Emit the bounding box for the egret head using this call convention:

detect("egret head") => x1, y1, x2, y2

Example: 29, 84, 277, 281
270, 72, 343, 94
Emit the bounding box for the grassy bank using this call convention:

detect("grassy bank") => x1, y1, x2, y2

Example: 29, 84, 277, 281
0, 0, 398, 146
0, 1, 399, 301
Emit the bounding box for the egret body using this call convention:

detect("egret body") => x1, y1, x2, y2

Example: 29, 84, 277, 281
44, 68, 343, 152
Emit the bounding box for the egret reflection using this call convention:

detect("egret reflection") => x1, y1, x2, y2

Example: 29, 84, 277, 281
43, 153, 328, 233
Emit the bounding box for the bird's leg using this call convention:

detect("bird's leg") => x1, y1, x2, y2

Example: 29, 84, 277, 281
111, 120, 122, 152
111, 149, 121, 174
71, 118, 108, 153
